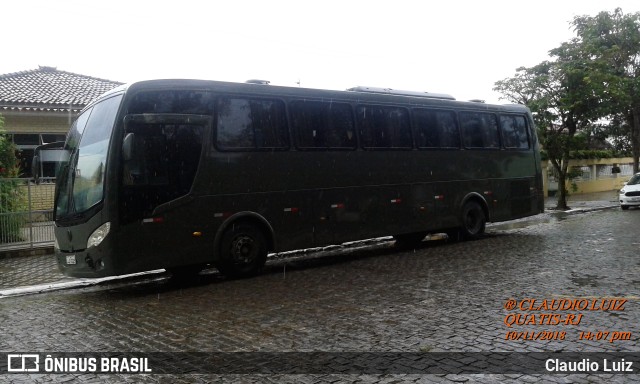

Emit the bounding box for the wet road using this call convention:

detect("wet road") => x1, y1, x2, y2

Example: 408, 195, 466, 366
1, 207, 639, 383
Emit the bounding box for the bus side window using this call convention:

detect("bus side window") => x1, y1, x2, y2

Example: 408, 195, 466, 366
122, 128, 169, 186
216, 97, 288, 150
437, 112, 460, 148
357, 105, 412, 149
146, 135, 170, 185
128, 90, 215, 114
413, 109, 460, 148
123, 120, 203, 191
326, 103, 355, 148
290, 100, 355, 149
500, 114, 530, 149
460, 112, 500, 149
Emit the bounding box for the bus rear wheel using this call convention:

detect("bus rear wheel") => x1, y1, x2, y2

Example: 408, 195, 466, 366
216, 223, 268, 278
460, 201, 486, 240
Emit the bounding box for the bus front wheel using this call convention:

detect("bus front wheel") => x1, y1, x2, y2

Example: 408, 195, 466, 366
216, 223, 268, 278
460, 201, 486, 240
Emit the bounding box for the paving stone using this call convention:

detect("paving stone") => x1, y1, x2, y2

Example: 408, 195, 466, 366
0, 208, 637, 383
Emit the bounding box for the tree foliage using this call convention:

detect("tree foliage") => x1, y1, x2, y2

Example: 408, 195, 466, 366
0, 115, 20, 178
494, 49, 601, 209
0, 114, 25, 242
571, 8, 640, 172
494, 8, 640, 210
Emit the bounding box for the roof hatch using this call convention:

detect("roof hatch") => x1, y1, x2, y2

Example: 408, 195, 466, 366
347, 86, 455, 100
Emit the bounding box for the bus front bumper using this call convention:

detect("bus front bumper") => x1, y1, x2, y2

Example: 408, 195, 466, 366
55, 248, 111, 278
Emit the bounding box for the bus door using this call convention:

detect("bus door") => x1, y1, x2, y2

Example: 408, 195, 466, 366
119, 114, 209, 269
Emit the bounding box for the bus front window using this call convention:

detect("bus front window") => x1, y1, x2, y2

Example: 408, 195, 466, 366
55, 95, 122, 221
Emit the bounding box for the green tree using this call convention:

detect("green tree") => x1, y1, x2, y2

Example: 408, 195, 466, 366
494, 9, 640, 209
571, 8, 640, 172
495, 42, 602, 210
0, 115, 20, 178
603, 116, 633, 154
0, 114, 24, 242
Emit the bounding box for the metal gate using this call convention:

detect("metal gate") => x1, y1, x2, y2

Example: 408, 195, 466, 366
0, 178, 56, 250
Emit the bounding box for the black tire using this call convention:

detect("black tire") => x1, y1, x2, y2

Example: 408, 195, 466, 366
216, 223, 268, 278
393, 232, 427, 248
621, 205, 629, 210
460, 201, 486, 240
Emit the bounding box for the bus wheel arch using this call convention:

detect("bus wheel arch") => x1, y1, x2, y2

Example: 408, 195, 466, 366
459, 194, 489, 240
213, 212, 275, 278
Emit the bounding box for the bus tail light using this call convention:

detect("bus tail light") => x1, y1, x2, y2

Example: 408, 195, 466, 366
87, 222, 111, 249
142, 217, 165, 224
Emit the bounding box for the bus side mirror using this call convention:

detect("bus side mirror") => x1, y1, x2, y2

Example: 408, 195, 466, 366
123, 133, 136, 161
31, 141, 66, 183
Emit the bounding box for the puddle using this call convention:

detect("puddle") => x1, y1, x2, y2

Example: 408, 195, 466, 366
570, 272, 600, 287
488, 215, 562, 231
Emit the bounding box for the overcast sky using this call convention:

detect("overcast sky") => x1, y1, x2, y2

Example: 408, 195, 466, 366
2, 1, 640, 103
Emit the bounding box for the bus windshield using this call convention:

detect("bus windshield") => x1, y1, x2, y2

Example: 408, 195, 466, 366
55, 95, 122, 221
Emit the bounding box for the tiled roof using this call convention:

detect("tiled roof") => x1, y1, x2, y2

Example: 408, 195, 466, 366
0, 66, 123, 113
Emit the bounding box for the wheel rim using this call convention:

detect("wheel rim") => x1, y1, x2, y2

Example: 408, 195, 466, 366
464, 206, 483, 234
231, 235, 256, 264
465, 212, 476, 232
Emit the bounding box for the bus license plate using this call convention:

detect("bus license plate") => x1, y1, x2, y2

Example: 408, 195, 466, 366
66, 255, 77, 265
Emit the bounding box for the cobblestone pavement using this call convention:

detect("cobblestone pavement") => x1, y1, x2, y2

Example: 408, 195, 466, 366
0, 252, 71, 289
0, 192, 619, 291
1, 204, 639, 383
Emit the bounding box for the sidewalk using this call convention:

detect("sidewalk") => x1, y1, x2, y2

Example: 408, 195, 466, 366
544, 189, 619, 211
0, 190, 621, 294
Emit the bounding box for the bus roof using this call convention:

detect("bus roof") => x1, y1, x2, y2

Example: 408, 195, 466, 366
90, 79, 530, 114
346, 86, 456, 100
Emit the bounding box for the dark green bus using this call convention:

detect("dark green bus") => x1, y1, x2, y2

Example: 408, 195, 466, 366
52, 79, 544, 278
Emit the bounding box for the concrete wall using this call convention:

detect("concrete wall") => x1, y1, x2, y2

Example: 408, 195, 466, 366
20, 183, 56, 211
542, 157, 635, 197
2, 111, 72, 134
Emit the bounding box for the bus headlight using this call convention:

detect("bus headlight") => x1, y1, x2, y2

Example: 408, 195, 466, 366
87, 222, 111, 249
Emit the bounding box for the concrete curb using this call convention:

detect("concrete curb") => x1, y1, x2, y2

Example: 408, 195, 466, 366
0, 269, 167, 298
0, 245, 54, 260
544, 204, 619, 215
